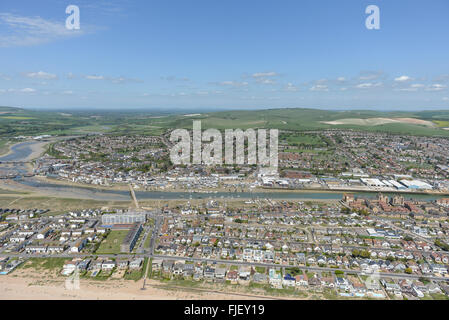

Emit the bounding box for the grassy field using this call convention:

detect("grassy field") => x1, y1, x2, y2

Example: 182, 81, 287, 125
19, 257, 68, 271
145, 108, 449, 137
0, 138, 11, 156
0, 196, 131, 214
281, 133, 326, 147
0, 188, 29, 195
95, 230, 129, 254
433, 120, 449, 128
124, 257, 148, 281
3, 106, 449, 138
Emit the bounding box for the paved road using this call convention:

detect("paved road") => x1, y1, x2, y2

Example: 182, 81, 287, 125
2, 250, 448, 283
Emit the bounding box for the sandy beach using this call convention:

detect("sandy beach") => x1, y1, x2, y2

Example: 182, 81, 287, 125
0, 272, 277, 300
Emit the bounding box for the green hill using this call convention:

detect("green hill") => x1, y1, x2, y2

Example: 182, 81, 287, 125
2, 106, 449, 137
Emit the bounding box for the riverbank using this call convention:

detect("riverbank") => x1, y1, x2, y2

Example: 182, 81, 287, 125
32, 175, 449, 197
0, 139, 13, 157
0, 140, 51, 162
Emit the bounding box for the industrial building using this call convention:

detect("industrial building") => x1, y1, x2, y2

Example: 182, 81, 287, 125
101, 211, 147, 225
120, 222, 143, 253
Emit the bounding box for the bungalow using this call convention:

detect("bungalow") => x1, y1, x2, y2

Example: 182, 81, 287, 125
381, 279, 401, 294
129, 258, 143, 270
182, 264, 194, 277
37, 227, 52, 239
430, 264, 448, 275
151, 259, 162, 271
335, 277, 351, 291
173, 263, 184, 275
427, 283, 442, 294
47, 245, 65, 254
321, 276, 335, 288
9, 236, 26, 243
295, 274, 309, 287
77, 259, 91, 270
204, 266, 215, 279
25, 245, 47, 254
307, 256, 316, 264
283, 274, 296, 287
317, 256, 327, 265
101, 260, 116, 270
253, 273, 267, 284
398, 279, 414, 295
226, 270, 239, 283
62, 260, 77, 275
215, 267, 227, 279
193, 271, 204, 281
296, 253, 306, 265
162, 260, 174, 272
420, 263, 432, 274
92, 259, 103, 270
238, 266, 251, 280
70, 238, 87, 253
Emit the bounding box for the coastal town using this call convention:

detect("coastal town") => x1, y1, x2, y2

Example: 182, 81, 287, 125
2, 0, 449, 312
1, 188, 449, 299
24, 130, 449, 195
2, 121, 449, 300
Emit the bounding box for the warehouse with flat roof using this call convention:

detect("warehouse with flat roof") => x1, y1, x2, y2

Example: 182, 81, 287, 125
120, 222, 143, 253
101, 211, 147, 225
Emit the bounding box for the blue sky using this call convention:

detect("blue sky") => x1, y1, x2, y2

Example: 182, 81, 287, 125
0, 0, 448, 111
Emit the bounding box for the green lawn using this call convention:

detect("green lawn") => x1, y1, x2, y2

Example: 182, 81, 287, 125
20, 257, 68, 271
95, 230, 128, 254
124, 257, 148, 281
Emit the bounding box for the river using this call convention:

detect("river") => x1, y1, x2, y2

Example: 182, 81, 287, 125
0, 141, 446, 202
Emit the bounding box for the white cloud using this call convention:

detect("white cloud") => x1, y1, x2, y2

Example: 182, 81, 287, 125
111, 76, 143, 84
355, 82, 382, 89
252, 72, 278, 78
426, 84, 447, 91
62, 90, 73, 95
358, 71, 384, 81
443, 97, 449, 101
214, 81, 248, 87
0, 73, 11, 81
310, 85, 328, 92
395, 88, 417, 92
285, 83, 300, 92
20, 87, 36, 93
24, 71, 57, 80
85, 75, 105, 80
83, 74, 142, 84
160, 76, 190, 82
0, 13, 87, 47
256, 78, 276, 85
394, 75, 412, 82
5, 87, 37, 93
394, 83, 425, 92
